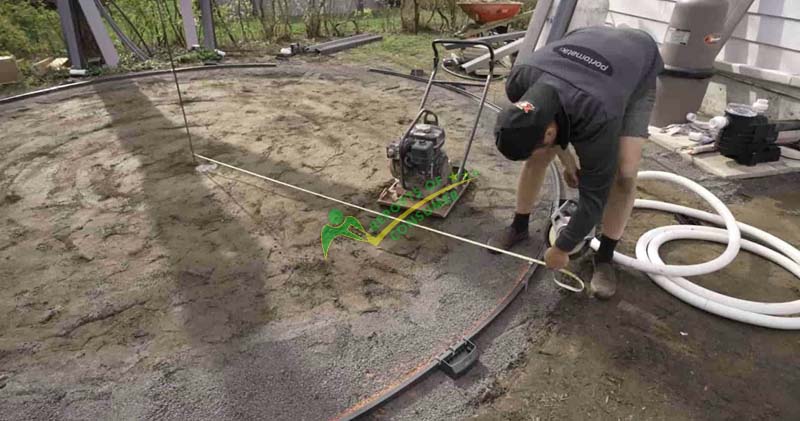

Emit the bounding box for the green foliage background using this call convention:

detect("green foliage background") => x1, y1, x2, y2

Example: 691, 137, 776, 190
0, 1, 64, 58
0, 0, 478, 61
0, 0, 538, 95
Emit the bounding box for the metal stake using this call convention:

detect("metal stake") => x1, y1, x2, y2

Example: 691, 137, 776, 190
155, 0, 197, 164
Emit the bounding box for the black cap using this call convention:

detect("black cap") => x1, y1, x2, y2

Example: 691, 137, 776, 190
494, 82, 569, 161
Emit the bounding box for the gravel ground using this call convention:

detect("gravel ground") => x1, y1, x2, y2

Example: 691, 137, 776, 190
0, 63, 561, 420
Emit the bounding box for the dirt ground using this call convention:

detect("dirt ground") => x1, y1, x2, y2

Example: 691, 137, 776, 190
0, 64, 559, 420
470, 147, 800, 421
1, 61, 799, 421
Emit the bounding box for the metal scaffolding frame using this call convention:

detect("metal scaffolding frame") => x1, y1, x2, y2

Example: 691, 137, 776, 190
56, 0, 87, 70
461, 0, 556, 74
94, 0, 148, 61
199, 0, 218, 51
56, 0, 217, 72
179, 0, 200, 48
76, 0, 120, 67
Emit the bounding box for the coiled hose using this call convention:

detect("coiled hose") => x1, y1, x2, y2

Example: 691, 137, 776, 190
590, 171, 800, 330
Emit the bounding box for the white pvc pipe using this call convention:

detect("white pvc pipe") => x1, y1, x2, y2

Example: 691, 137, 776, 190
589, 171, 800, 330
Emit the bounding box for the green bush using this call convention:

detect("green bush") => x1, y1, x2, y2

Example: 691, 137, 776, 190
0, 1, 64, 59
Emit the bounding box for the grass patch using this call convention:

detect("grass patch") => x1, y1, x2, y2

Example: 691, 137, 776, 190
0, 11, 461, 96
335, 33, 439, 71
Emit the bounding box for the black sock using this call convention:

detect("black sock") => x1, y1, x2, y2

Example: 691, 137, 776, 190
595, 234, 619, 263
511, 213, 530, 233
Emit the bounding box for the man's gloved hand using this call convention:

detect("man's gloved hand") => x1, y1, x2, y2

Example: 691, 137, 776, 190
544, 246, 570, 271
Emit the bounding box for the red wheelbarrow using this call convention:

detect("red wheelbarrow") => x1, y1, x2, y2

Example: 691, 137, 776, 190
457, 1, 523, 25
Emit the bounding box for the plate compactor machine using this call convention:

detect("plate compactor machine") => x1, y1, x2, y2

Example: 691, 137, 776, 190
377, 39, 595, 256
378, 40, 497, 218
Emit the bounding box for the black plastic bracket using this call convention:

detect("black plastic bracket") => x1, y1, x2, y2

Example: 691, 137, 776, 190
436, 338, 479, 379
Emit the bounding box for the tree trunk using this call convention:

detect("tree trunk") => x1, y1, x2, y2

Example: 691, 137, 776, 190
400, 0, 419, 33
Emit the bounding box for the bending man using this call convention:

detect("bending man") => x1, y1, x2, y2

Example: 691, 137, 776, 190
489, 26, 663, 299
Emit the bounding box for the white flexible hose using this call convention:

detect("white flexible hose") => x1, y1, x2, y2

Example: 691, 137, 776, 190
780, 146, 800, 161
589, 171, 800, 330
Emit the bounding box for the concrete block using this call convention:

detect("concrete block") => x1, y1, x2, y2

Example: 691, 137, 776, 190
692, 153, 800, 179
737, 65, 793, 86
692, 154, 752, 179
713, 60, 737, 73
0, 56, 20, 85
784, 157, 800, 169
648, 127, 694, 152
701, 73, 800, 120
699, 81, 728, 118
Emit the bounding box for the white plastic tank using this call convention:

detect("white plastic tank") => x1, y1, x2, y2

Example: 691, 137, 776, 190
651, 0, 729, 127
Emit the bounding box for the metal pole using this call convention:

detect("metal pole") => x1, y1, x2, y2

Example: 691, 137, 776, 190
544, 0, 578, 44
515, 0, 555, 63
155, 0, 198, 164
179, 0, 200, 48
94, 0, 148, 61
460, 0, 556, 73
307, 33, 375, 51
443, 31, 526, 50
456, 71, 492, 181
460, 38, 522, 74
77, 0, 120, 67
418, 65, 441, 111
56, 0, 86, 70
200, 0, 217, 50
311, 35, 383, 54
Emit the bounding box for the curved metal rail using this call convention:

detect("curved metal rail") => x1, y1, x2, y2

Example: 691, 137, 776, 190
0, 63, 277, 105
